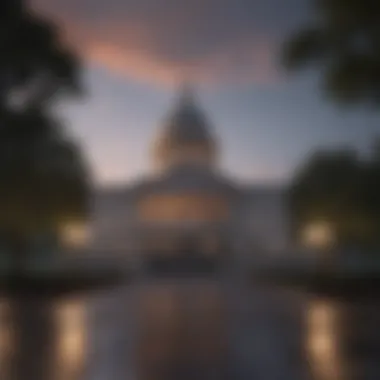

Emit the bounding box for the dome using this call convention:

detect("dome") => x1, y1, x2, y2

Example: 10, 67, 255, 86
153, 86, 217, 171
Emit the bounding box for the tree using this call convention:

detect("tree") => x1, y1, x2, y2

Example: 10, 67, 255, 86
0, 0, 80, 113
290, 145, 380, 250
284, 0, 380, 251
0, 1, 90, 271
283, 0, 380, 106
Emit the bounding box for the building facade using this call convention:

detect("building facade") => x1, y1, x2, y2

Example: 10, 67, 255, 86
88, 87, 290, 261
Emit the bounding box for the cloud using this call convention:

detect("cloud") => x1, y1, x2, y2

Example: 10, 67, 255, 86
31, 0, 308, 86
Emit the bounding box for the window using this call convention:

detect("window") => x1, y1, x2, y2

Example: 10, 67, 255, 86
138, 194, 229, 223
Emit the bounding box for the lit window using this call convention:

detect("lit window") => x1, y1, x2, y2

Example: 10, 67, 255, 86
138, 195, 229, 223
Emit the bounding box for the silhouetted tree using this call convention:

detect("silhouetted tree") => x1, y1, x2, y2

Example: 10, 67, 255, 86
284, 0, 380, 106
0, 0, 89, 271
290, 145, 380, 250
0, 0, 80, 113
284, 0, 380, 251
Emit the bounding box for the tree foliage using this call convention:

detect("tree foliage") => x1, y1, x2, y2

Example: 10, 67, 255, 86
284, 0, 380, 106
0, 111, 90, 235
0, 1, 90, 264
290, 145, 380, 249
0, 0, 80, 113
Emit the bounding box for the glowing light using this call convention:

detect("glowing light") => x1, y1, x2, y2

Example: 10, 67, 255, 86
138, 194, 229, 223
302, 222, 334, 249
0, 301, 12, 371
56, 301, 86, 378
307, 301, 341, 380
61, 222, 90, 248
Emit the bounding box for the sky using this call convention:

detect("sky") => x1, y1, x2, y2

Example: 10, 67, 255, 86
32, 0, 380, 187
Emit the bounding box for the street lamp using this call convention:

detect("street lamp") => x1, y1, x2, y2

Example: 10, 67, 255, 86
60, 222, 91, 250
302, 222, 335, 251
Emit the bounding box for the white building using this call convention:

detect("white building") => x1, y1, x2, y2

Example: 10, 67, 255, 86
88, 87, 291, 261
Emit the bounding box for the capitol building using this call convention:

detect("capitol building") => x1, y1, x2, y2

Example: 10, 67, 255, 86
58, 87, 302, 380
87, 87, 291, 261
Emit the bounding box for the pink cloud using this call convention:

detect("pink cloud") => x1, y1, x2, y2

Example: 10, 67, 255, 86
31, 0, 304, 86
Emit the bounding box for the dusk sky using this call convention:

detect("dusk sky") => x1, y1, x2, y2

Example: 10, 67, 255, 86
32, 0, 379, 186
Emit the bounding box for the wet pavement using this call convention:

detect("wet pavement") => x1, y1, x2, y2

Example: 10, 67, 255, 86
0, 283, 379, 380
